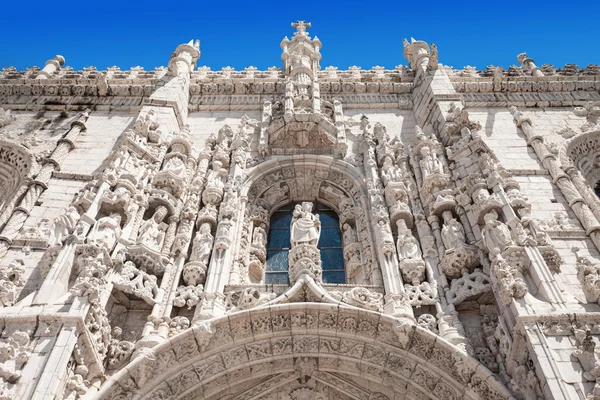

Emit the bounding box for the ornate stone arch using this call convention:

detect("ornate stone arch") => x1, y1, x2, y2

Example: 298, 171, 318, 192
241, 156, 382, 285
93, 303, 513, 400
562, 129, 600, 187
559, 129, 600, 226
0, 139, 34, 216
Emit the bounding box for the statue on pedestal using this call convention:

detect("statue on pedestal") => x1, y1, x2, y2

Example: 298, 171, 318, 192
441, 210, 466, 251
290, 202, 321, 247
88, 213, 122, 250
137, 206, 168, 252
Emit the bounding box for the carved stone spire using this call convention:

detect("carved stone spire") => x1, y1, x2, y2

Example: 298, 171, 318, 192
281, 21, 322, 78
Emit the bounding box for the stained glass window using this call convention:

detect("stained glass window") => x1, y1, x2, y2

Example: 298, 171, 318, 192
264, 202, 345, 284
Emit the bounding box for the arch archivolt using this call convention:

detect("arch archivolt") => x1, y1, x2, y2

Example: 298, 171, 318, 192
241, 156, 381, 285
94, 304, 512, 400
563, 129, 600, 185
0, 139, 34, 215
243, 156, 364, 214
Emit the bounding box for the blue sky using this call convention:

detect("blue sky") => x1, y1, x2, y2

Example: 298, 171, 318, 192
1, 1, 599, 72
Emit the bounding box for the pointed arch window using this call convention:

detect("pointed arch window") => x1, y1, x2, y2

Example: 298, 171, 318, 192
265, 202, 345, 284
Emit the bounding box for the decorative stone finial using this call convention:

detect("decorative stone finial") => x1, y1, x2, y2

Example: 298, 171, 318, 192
281, 21, 321, 77
36, 55, 65, 79
291, 20, 311, 36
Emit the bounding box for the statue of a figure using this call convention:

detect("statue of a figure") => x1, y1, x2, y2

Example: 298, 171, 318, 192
343, 223, 357, 244
473, 187, 490, 204
207, 161, 226, 190
163, 156, 186, 178
137, 206, 168, 251
216, 218, 233, 239
396, 220, 422, 260
251, 224, 267, 247
88, 213, 122, 250
419, 146, 444, 177
290, 202, 321, 247
190, 223, 214, 265
49, 206, 80, 246
381, 157, 402, 185
376, 220, 394, 245
481, 210, 514, 255
441, 210, 466, 251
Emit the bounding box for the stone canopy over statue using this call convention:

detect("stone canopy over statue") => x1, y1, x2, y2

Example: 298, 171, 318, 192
290, 202, 321, 247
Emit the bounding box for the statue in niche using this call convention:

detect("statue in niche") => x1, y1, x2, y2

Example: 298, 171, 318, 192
216, 217, 233, 239
88, 212, 122, 250
381, 157, 402, 185
376, 220, 394, 244
251, 224, 267, 247
207, 161, 226, 190
190, 223, 214, 266
481, 210, 514, 255
441, 210, 466, 251
396, 220, 422, 260
163, 156, 186, 178
342, 223, 358, 244
473, 187, 490, 204
290, 202, 321, 247
49, 206, 80, 247
419, 146, 444, 177
137, 206, 168, 252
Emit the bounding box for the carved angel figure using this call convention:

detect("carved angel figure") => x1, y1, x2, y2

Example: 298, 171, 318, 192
441, 211, 466, 251
290, 202, 321, 247
88, 213, 122, 250
137, 206, 167, 252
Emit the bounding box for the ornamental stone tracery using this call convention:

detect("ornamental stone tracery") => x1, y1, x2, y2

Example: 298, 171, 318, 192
0, 21, 598, 400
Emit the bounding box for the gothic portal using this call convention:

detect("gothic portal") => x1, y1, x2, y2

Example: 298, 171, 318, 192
0, 21, 600, 400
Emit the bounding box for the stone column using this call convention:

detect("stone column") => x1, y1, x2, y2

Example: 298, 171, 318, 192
0, 111, 90, 258
517, 53, 545, 77
35, 55, 65, 79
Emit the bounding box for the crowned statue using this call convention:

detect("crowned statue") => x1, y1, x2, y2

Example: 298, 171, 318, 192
290, 202, 321, 247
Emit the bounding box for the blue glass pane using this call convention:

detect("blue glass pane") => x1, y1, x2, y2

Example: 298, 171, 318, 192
270, 212, 292, 229
267, 229, 290, 249
266, 272, 289, 284
318, 211, 339, 227
320, 248, 344, 270
323, 271, 346, 284
266, 250, 289, 272
319, 228, 342, 248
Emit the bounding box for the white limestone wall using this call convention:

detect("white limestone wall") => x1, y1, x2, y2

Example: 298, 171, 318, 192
60, 111, 135, 176
468, 108, 542, 171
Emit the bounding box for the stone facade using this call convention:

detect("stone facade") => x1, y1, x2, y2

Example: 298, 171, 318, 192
0, 21, 600, 400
